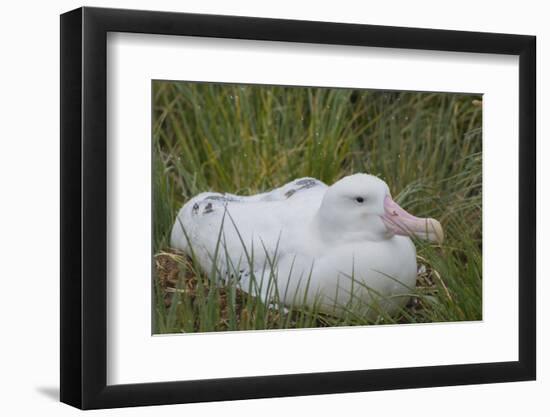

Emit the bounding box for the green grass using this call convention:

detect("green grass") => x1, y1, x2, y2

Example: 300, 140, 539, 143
152, 81, 482, 334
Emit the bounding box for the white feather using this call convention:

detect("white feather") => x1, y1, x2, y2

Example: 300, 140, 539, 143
171, 174, 418, 315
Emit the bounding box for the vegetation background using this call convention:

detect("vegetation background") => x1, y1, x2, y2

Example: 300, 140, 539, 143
152, 81, 482, 334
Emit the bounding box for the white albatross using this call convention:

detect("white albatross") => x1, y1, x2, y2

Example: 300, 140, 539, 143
171, 174, 443, 316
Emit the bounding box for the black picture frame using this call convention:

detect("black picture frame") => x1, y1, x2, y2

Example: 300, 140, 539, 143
60, 6, 536, 410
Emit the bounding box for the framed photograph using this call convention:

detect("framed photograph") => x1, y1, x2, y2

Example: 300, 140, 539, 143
60, 6, 536, 409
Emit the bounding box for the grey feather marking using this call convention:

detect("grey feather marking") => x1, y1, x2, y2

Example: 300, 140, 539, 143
203, 202, 214, 214
204, 194, 242, 202
284, 178, 320, 199
204, 195, 226, 201
295, 178, 318, 188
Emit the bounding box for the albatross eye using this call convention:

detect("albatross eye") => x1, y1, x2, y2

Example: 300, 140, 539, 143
355, 197, 365, 203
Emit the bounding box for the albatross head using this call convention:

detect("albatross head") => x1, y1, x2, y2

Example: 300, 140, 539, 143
318, 173, 444, 243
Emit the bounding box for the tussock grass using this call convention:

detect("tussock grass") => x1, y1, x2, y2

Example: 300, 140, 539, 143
152, 81, 482, 333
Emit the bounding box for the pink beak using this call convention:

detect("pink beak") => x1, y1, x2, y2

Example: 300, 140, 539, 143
382, 195, 444, 243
